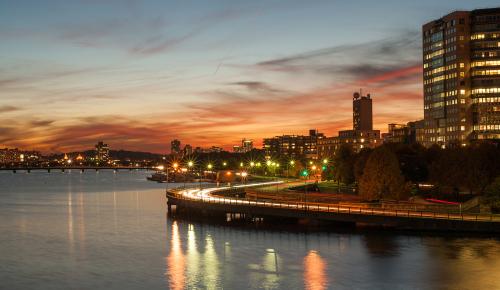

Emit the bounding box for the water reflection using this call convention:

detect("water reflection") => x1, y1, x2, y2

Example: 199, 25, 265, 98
304, 251, 328, 290
166, 221, 185, 290
3, 171, 499, 289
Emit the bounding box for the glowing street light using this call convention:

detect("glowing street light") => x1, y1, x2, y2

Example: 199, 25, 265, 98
323, 159, 328, 164
173, 162, 179, 169
312, 165, 317, 171
250, 162, 255, 167
266, 160, 272, 166
207, 164, 213, 170
240, 162, 244, 167
223, 162, 227, 167
290, 160, 295, 166
187, 161, 194, 168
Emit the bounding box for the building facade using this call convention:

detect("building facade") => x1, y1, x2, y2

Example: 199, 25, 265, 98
263, 129, 324, 159
95, 141, 110, 162
382, 120, 425, 145
353, 92, 373, 131
422, 8, 500, 147
317, 92, 381, 159
0, 148, 21, 164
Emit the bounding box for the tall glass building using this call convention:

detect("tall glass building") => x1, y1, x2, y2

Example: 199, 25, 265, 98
422, 8, 500, 147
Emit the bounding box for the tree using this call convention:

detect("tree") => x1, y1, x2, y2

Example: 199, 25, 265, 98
464, 143, 498, 194
354, 148, 372, 183
332, 144, 355, 186
482, 177, 500, 213
359, 146, 408, 201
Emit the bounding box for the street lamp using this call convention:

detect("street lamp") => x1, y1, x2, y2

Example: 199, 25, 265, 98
287, 160, 295, 181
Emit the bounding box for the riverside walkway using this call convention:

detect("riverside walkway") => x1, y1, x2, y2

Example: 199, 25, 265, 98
166, 182, 500, 233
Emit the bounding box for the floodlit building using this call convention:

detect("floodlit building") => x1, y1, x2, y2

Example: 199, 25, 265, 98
422, 8, 500, 147
263, 129, 324, 159
95, 141, 110, 162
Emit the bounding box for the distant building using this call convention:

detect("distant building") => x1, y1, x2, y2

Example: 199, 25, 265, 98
422, 8, 500, 147
183, 144, 193, 156
95, 141, 110, 162
317, 91, 381, 158
242, 138, 253, 153
0, 148, 21, 164
384, 123, 410, 143
193, 146, 224, 154
263, 129, 324, 159
353, 91, 373, 131
382, 120, 426, 145
170, 139, 181, 155
210, 146, 223, 153
234, 138, 254, 153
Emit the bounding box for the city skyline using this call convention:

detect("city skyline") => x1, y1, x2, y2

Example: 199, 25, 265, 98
1, 0, 499, 153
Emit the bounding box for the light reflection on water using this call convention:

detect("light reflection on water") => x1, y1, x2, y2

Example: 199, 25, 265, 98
0, 171, 500, 289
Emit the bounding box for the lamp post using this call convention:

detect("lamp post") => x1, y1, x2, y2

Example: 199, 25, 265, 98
187, 161, 193, 188
288, 160, 295, 182
172, 162, 178, 185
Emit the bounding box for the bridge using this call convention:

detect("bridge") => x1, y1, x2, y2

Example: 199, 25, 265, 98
166, 182, 500, 233
0, 166, 156, 173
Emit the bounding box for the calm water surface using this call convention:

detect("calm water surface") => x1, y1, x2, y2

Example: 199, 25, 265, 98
1, 171, 499, 290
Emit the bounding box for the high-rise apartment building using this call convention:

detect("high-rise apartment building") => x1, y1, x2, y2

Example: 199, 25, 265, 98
422, 8, 500, 147
353, 92, 373, 131
317, 92, 381, 159
95, 141, 109, 162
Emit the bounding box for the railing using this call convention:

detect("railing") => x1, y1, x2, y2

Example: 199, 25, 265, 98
166, 186, 500, 223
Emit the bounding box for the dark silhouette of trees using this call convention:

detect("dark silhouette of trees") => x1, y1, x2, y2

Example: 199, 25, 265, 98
354, 148, 372, 183
332, 144, 355, 186
359, 146, 409, 201
483, 177, 500, 213
428, 143, 500, 197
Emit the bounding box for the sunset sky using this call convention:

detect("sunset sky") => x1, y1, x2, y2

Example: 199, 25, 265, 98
1, 0, 498, 153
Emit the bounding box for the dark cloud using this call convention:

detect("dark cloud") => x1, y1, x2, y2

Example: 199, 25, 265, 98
228, 81, 286, 94
256, 31, 421, 82
0, 105, 21, 113
30, 120, 55, 127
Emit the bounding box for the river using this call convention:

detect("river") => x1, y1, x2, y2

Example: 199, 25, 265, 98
0, 170, 499, 289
